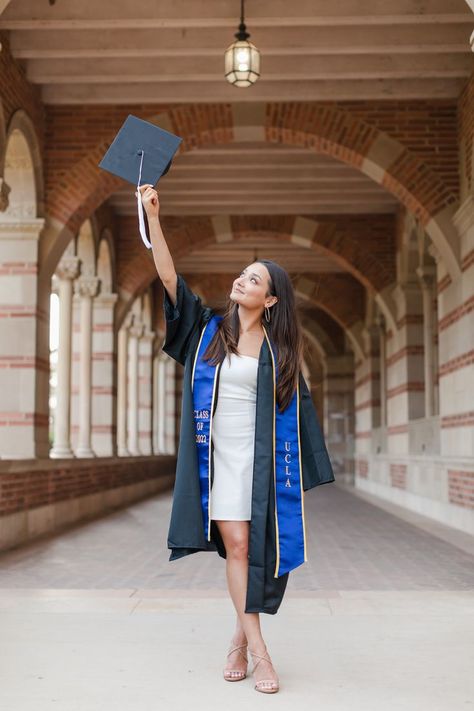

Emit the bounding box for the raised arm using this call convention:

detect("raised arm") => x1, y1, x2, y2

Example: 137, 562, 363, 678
137, 183, 177, 305
136, 184, 211, 365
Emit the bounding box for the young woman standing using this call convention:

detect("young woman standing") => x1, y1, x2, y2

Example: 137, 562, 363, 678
138, 184, 335, 694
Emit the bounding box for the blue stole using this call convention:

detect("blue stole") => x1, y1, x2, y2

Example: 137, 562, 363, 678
191, 314, 307, 578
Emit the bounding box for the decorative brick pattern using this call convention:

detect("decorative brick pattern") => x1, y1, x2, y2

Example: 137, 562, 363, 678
0, 458, 172, 516
439, 350, 474, 378
390, 463, 407, 489
42, 99, 458, 261
441, 412, 474, 429
458, 72, 474, 196
448, 470, 474, 510
0, 33, 44, 144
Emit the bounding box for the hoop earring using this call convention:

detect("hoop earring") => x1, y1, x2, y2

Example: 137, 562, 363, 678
264, 306, 271, 322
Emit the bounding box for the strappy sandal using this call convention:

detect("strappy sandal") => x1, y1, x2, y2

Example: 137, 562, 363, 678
248, 647, 280, 693
223, 642, 248, 681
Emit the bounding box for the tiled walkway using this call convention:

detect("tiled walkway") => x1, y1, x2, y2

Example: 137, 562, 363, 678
1, 483, 473, 711
0, 482, 473, 591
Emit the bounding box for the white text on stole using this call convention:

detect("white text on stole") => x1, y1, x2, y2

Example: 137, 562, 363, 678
194, 408, 209, 443
284, 441, 292, 487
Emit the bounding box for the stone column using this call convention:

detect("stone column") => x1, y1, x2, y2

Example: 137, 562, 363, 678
0, 218, 46, 458
91, 292, 118, 456
164, 356, 176, 454
50, 256, 80, 458
127, 321, 144, 456
416, 265, 436, 418
117, 316, 132, 457
376, 314, 387, 427
138, 330, 155, 455
154, 354, 167, 453
74, 276, 99, 457
323, 355, 355, 480
428, 244, 442, 418
386, 282, 425, 456
152, 354, 160, 454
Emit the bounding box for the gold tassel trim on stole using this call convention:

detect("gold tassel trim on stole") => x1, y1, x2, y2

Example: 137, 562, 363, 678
261, 326, 280, 579
296, 378, 308, 563
190, 321, 220, 543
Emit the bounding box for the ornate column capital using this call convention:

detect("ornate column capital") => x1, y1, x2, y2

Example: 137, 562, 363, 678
120, 312, 134, 332
415, 265, 436, 291
374, 312, 386, 331
427, 242, 442, 265
94, 291, 118, 308
129, 322, 145, 339
140, 329, 156, 343
56, 256, 80, 281
361, 324, 379, 358
75, 276, 100, 299
0, 217, 45, 240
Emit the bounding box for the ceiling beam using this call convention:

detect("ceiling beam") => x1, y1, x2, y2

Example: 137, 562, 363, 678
0, 0, 471, 28
8, 24, 471, 58
26, 54, 473, 84
41, 78, 467, 103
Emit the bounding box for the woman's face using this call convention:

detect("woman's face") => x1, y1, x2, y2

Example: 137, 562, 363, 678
230, 262, 277, 310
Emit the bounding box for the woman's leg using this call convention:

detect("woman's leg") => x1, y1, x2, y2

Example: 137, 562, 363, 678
215, 520, 278, 686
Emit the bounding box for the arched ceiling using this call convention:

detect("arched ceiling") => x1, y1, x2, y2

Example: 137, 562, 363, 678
109, 144, 398, 217
173, 230, 345, 274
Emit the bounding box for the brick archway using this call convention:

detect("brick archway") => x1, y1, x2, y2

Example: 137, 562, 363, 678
150, 271, 366, 360
42, 102, 461, 281
115, 217, 397, 335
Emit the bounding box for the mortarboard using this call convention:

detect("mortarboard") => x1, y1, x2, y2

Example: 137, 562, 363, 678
99, 114, 182, 249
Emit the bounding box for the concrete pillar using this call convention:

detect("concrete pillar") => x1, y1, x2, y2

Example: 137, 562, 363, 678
91, 292, 118, 456
70, 294, 81, 451
376, 314, 387, 427
0, 218, 46, 458
356, 325, 381, 431
164, 357, 176, 454
154, 354, 167, 454
74, 276, 99, 458
416, 265, 437, 418
117, 316, 132, 457
386, 282, 424, 455
323, 354, 355, 481
138, 330, 155, 456
447, 198, 474, 459
127, 321, 143, 456
50, 256, 80, 458
152, 354, 160, 454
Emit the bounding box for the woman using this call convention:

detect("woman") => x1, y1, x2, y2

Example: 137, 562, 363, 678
138, 184, 335, 694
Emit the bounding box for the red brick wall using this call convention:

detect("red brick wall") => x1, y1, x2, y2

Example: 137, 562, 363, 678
0, 457, 175, 516
267, 100, 459, 197
390, 463, 407, 489
117, 213, 397, 302
44, 98, 460, 231
0, 32, 45, 149
458, 71, 474, 197
448, 470, 474, 509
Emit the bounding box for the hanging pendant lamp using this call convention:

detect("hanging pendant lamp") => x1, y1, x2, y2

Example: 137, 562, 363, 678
224, 0, 261, 88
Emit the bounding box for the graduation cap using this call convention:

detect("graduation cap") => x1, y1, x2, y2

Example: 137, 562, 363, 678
99, 114, 182, 249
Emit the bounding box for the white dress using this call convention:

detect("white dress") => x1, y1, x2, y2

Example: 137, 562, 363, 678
210, 353, 259, 521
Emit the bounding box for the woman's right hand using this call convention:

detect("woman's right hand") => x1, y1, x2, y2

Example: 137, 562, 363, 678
136, 184, 160, 220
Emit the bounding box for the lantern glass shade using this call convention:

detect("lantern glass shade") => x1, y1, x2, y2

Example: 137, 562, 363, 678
224, 39, 260, 87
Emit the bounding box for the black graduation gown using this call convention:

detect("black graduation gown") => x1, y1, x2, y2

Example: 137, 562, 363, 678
162, 274, 335, 615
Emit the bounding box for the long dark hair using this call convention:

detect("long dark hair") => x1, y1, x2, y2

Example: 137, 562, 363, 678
203, 259, 304, 412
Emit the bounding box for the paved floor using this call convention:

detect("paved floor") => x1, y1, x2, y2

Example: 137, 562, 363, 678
0, 482, 473, 710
